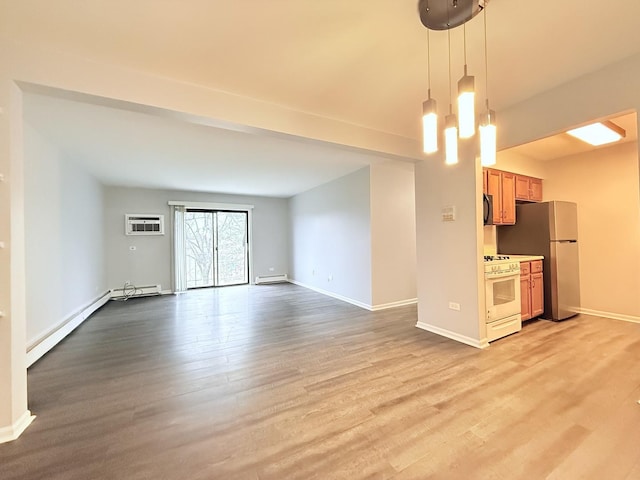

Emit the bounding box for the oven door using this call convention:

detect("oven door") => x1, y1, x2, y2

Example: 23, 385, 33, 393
485, 272, 521, 322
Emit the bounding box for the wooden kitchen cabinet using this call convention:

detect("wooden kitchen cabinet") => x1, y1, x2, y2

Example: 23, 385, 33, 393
520, 260, 544, 321
530, 178, 543, 201
530, 260, 544, 317
483, 169, 488, 194
515, 174, 543, 202
501, 172, 516, 224
486, 168, 515, 225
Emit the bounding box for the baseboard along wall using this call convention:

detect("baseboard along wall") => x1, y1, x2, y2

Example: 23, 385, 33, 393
26, 291, 111, 367
288, 279, 416, 312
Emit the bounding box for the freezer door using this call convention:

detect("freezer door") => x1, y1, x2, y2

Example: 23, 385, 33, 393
550, 201, 578, 241
549, 240, 581, 320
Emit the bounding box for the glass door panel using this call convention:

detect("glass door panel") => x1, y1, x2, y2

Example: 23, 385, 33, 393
184, 210, 248, 289
184, 211, 214, 288
215, 211, 248, 286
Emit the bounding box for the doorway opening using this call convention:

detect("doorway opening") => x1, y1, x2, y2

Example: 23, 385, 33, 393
184, 210, 249, 288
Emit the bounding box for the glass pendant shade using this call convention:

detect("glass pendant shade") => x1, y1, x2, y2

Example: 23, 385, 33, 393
479, 109, 497, 166
444, 113, 458, 165
422, 98, 438, 154
457, 70, 476, 138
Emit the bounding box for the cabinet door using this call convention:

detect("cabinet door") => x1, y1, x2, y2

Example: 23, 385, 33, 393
486, 169, 502, 225
515, 175, 530, 201
501, 172, 516, 224
529, 178, 543, 202
520, 275, 532, 321
531, 272, 544, 317
483, 169, 488, 194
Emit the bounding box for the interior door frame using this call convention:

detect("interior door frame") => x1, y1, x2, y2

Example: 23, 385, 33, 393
169, 200, 254, 285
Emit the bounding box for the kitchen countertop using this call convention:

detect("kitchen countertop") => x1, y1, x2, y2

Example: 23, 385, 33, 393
501, 254, 544, 262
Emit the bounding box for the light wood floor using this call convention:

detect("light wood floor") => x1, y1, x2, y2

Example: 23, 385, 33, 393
1, 284, 639, 479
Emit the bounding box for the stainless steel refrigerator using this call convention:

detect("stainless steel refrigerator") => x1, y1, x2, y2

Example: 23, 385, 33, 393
497, 201, 580, 321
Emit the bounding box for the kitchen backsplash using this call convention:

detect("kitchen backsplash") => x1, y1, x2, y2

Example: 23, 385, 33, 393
484, 225, 497, 256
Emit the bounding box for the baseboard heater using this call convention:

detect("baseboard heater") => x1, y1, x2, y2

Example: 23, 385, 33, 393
255, 274, 288, 285
110, 284, 162, 299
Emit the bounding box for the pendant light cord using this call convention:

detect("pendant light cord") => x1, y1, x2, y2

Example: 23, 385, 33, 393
427, 29, 432, 97
483, 6, 489, 110
448, 28, 452, 114
463, 22, 467, 66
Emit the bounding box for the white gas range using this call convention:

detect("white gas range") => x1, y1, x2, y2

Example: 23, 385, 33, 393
484, 255, 522, 342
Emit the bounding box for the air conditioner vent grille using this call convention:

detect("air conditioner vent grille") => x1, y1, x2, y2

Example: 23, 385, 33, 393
125, 214, 164, 236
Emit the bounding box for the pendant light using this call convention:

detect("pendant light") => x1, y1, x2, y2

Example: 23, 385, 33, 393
422, 29, 438, 154
457, 22, 476, 138
479, 6, 497, 166
445, 28, 458, 165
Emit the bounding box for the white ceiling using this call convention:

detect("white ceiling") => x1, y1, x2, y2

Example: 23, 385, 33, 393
23, 93, 386, 197
8, 1, 640, 195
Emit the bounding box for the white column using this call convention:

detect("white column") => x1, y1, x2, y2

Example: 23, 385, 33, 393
0, 72, 33, 443
414, 136, 486, 348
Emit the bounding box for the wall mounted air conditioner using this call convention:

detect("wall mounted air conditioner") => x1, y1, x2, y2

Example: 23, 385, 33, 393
125, 214, 165, 235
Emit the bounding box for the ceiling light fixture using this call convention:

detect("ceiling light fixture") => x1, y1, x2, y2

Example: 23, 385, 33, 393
479, 5, 496, 166
566, 121, 626, 146
458, 23, 476, 139
418, 0, 490, 164
445, 28, 458, 165
422, 29, 438, 154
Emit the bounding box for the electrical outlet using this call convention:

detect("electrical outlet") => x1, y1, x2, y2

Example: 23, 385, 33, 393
328, 275, 333, 282
269, 267, 275, 272
448, 302, 461, 311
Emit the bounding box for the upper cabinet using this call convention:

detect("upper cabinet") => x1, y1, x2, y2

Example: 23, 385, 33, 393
515, 174, 543, 202
486, 168, 516, 225
483, 168, 543, 225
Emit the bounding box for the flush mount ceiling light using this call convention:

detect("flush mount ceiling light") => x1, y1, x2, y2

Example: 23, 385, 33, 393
566, 121, 626, 146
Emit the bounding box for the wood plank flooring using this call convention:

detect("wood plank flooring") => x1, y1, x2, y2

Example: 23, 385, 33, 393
1, 283, 639, 479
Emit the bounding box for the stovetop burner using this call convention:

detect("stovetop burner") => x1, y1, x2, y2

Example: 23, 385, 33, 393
484, 255, 511, 262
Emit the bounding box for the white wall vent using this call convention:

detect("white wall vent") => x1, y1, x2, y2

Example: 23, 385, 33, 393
125, 214, 164, 235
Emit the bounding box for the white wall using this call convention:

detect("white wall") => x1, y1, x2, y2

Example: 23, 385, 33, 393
370, 161, 417, 306
24, 123, 106, 346
543, 141, 640, 320
289, 168, 372, 306
495, 150, 548, 180
415, 139, 486, 347
105, 187, 289, 291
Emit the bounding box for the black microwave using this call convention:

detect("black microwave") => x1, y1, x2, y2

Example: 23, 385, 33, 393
483, 193, 494, 225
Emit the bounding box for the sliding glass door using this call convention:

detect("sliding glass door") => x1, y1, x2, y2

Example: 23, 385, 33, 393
184, 210, 248, 288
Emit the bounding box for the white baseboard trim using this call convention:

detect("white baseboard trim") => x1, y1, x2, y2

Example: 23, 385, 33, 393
416, 321, 489, 349
0, 410, 36, 444
370, 298, 417, 311
576, 308, 640, 324
288, 279, 372, 310
26, 290, 111, 367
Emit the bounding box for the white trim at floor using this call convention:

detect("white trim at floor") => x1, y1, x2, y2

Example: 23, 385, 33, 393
416, 321, 489, 349
0, 410, 35, 444
576, 308, 640, 324
288, 280, 416, 312
288, 280, 371, 309
371, 298, 417, 311
26, 291, 111, 367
